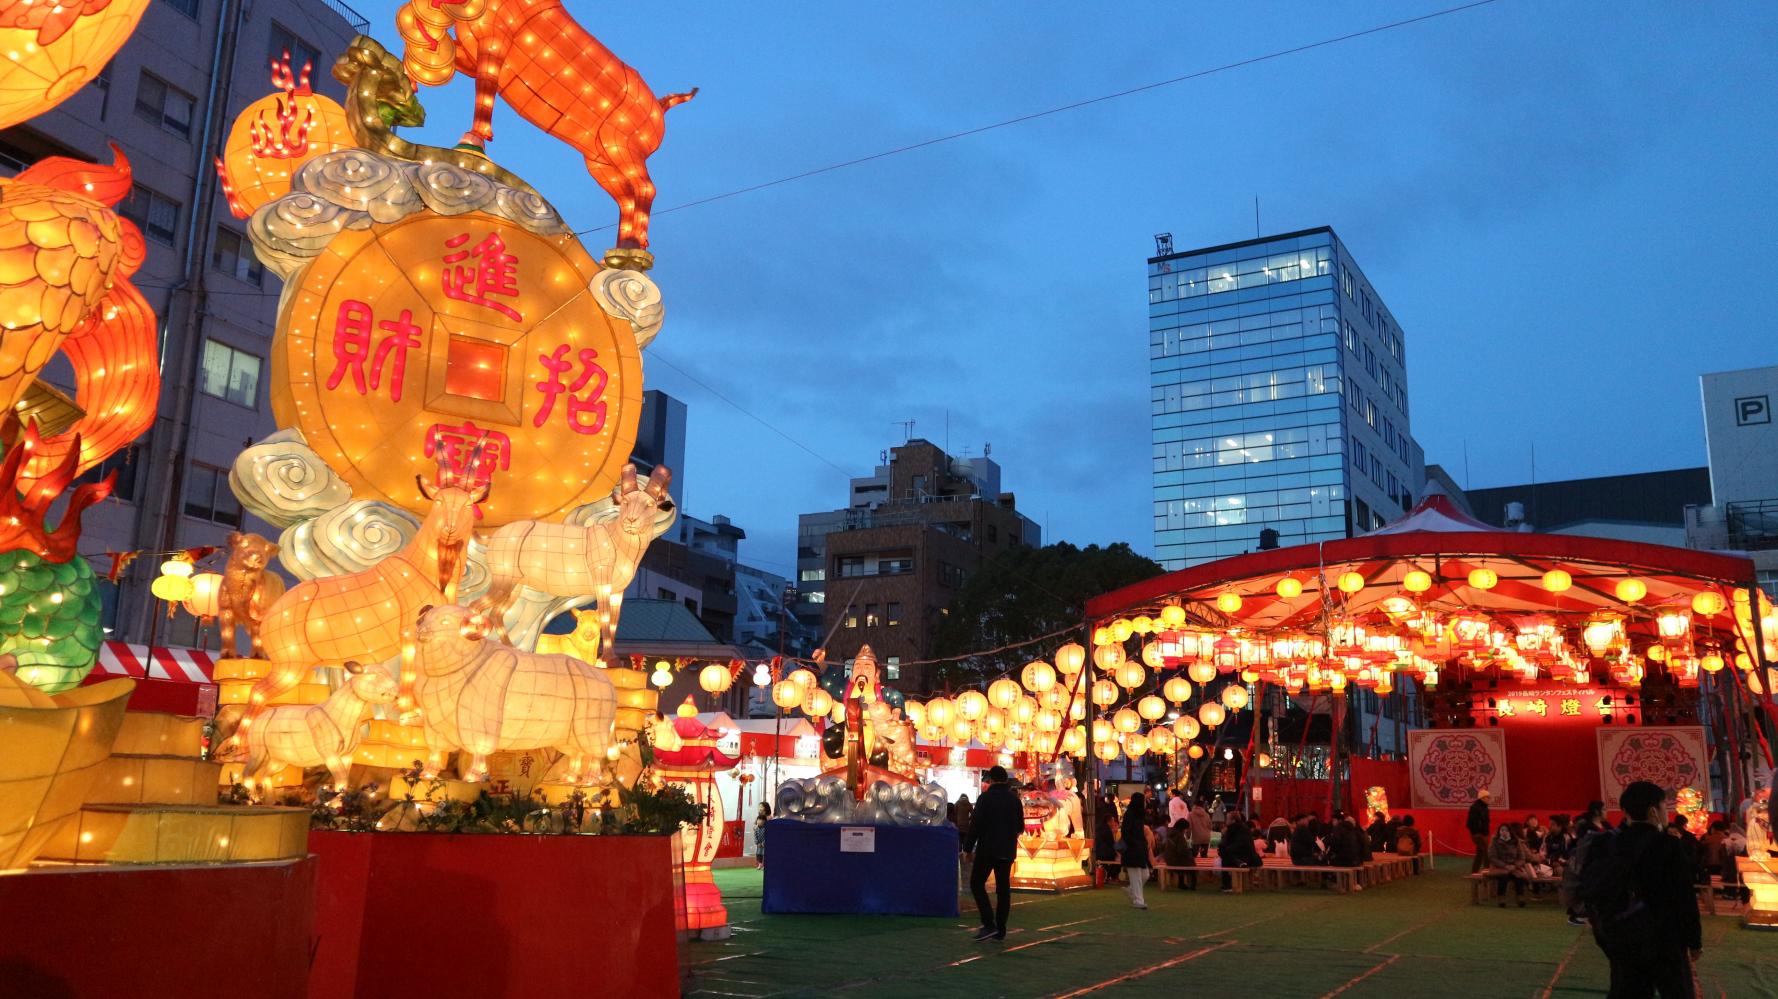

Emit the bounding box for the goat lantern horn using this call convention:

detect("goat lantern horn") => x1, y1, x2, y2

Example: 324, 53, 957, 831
344, 660, 364, 675
415, 473, 437, 501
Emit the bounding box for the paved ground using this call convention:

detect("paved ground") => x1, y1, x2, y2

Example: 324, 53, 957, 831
682, 864, 1775, 998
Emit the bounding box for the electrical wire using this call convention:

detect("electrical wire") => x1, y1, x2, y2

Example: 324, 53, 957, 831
572, 0, 1505, 236
648, 348, 860, 479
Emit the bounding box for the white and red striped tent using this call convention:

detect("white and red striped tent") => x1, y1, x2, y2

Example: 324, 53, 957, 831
82, 642, 218, 715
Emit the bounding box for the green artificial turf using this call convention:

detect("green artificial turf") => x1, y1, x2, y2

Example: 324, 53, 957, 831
682, 864, 1776, 998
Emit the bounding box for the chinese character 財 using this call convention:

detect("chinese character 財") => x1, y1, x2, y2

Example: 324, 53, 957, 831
326, 300, 421, 401
441, 232, 522, 322
533, 344, 609, 434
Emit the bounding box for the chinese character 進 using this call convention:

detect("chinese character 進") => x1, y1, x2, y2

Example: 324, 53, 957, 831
1560, 698, 1580, 716
441, 231, 522, 322
424, 420, 512, 487
1496, 699, 1515, 718
326, 300, 421, 401
533, 344, 609, 434
1526, 698, 1548, 717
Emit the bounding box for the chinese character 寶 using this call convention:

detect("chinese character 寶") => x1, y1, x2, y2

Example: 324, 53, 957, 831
441, 231, 522, 322
326, 300, 421, 401
533, 344, 609, 434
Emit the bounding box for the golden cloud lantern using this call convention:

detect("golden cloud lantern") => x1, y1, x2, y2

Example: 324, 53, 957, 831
1136, 694, 1166, 721
1615, 578, 1648, 603
1172, 715, 1200, 741
1402, 569, 1433, 593
697, 663, 731, 694
0, 0, 149, 129
1112, 707, 1140, 734
955, 689, 988, 721
1542, 569, 1572, 593
1197, 702, 1226, 727
1114, 659, 1146, 690
1221, 685, 1250, 711
924, 696, 954, 729
1021, 659, 1056, 693
1162, 676, 1192, 703
1276, 577, 1304, 599
1093, 642, 1125, 671
1090, 679, 1117, 706
1054, 641, 1086, 676
215, 55, 354, 219
1215, 591, 1243, 614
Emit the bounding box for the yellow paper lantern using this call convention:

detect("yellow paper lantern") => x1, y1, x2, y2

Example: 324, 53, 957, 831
949, 718, 975, 744
1140, 641, 1165, 669
1092, 626, 1114, 646
1402, 570, 1433, 593
1137, 694, 1166, 721
650, 662, 673, 688
1467, 568, 1498, 590
1337, 571, 1365, 594
1162, 676, 1193, 703
1054, 642, 1086, 675
1093, 643, 1126, 671
1172, 715, 1200, 741
1221, 685, 1250, 711
955, 689, 989, 721
1215, 591, 1243, 614
1115, 660, 1147, 690
830, 701, 846, 725
1692, 591, 1727, 616
1542, 569, 1573, 593
0, 0, 150, 129
803, 688, 833, 718
1198, 702, 1226, 727
1110, 619, 1135, 642
1012, 696, 1037, 726
1124, 733, 1149, 758
1021, 660, 1056, 693
159, 557, 194, 579
1276, 577, 1304, 599
1091, 679, 1118, 706
925, 697, 955, 729
1039, 685, 1069, 711
1113, 707, 1141, 734
1094, 739, 1120, 762
1131, 616, 1154, 635
1187, 744, 1205, 760
787, 669, 817, 690
1062, 727, 1086, 756
1092, 719, 1114, 743
698, 663, 731, 694
1146, 727, 1175, 754
1187, 661, 1217, 685
771, 680, 801, 709
1616, 578, 1648, 603
182, 572, 224, 619
1033, 708, 1062, 733
1702, 653, 1725, 673
903, 700, 926, 727
150, 574, 195, 604
987, 677, 1021, 710
1159, 605, 1188, 627
215, 55, 355, 219
982, 709, 1005, 735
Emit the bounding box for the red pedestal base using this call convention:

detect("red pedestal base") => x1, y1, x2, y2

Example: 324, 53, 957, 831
309, 831, 680, 998
0, 858, 315, 999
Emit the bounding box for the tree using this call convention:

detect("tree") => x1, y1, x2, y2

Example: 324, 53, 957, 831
930, 542, 1163, 688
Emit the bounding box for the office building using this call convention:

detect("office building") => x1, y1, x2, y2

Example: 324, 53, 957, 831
0, 0, 367, 644
1148, 227, 1424, 569
630, 389, 687, 509
797, 440, 1039, 692
1688, 365, 1778, 595
1463, 467, 1711, 546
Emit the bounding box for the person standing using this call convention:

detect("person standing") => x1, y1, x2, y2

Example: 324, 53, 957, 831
1168, 787, 1190, 827
1122, 792, 1156, 909
1210, 795, 1227, 831
955, 793, 973, 849
1469, 789, 1492, 873
753, 803, 771, 870
1190, 799, 1213, 858
1579, 781, 1702, 998
962, 766, 1022, 942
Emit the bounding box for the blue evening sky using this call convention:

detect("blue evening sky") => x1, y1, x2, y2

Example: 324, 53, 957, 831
350, 1, 1777, 577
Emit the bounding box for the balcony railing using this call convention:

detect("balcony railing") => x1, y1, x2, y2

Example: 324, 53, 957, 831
321, 0, 371, 31
1727, 499, 1778, 552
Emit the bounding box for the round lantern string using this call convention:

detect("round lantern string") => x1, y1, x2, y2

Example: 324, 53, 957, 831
570, 0, 1505, 237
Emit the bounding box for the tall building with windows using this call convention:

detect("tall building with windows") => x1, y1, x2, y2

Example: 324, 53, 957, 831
1148, 227, 1424, 569
0, 0, 368, 643
795, 441, 1039, 692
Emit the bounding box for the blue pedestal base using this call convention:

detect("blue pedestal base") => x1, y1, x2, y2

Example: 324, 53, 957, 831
761, 819, 959, 917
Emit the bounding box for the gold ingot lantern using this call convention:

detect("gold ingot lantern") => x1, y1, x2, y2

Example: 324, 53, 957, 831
270, 210, 644, 526
0, 664, 134, 870
0, 0, 150, 129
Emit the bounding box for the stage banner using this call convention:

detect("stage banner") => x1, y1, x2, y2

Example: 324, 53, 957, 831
1408, 730, 1510, 809
1596, 727, 1709, 805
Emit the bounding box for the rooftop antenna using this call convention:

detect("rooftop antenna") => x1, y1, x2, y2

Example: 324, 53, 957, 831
891, 419, 915, 443
1254, 196, 1261, 238
983, 442, 991, 457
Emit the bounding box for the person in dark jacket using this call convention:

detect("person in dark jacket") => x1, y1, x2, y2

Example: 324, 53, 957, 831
1289, 813, 1323, 866
954, 794, 973, 850
1584, 781, 1702, 998
1329, 814, 1366, 868
1468, 789, 1492, 873
962, 766, 1023, 941
1121, 793, 1156, 909
1366, 812, 1391, 854
1217, 815, 1264, 892
1161, 818, 1199, 890
1094, 809, 1120, 881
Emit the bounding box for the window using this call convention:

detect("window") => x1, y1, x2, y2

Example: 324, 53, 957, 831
134, 71, 195, 138
799, 568, 825, 582
1364, 343, 1376, 379
119, 186, 180, 246
939, 562, 965, 588
211, 227, 263, 286
162, 0, 201, 17
887, 602, 902, 626
885, 657, 901, 681
198, 339, 261, 407
879, 557, 912, 575
986, 524, 998, 543
74, 444, 140, 503
1361, 291, 1373, 325
183, 462, 242, 526
836, 556, 865, 578
1344, 320, 1358, 354
1341, 266, 1354, 299
806, 591, 825, 604
269, 24, 322, 77
864, 604, 881, 628
842, 609, 858, 629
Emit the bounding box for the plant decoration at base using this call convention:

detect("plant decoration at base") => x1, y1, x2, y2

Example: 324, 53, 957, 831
610, 776, 710, 835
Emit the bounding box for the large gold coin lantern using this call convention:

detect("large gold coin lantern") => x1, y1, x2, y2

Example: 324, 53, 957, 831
270, 208, 642, 526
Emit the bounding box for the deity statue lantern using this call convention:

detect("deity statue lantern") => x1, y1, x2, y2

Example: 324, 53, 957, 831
653, 699, 739, 938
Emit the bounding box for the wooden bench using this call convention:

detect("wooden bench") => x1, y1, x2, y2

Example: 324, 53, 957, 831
1093, 860, 1255, 893
1466, 871, 1562, 904
1255, 861, 1362, 894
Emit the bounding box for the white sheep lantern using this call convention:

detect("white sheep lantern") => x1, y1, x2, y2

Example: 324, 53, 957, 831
233, 661, 400, 790
409, 604, 616, 783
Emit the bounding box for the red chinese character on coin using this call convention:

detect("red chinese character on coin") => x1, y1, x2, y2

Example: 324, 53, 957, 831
326, 300, 421, 400
441, 232, 522, 322
533, 344, 609, 434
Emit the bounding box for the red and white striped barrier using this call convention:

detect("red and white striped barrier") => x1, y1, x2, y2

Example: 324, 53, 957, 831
91, 642, 217, 684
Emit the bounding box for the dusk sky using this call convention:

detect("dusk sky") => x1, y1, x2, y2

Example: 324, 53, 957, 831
355, 0, 1778, 579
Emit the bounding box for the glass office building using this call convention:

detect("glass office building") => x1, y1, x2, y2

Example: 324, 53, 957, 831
1150, 227, 1423, 569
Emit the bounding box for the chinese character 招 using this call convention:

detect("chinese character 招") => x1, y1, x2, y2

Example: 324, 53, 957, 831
1560, 698, 1580, 716
441, 231, 522, 322
533, 344, 609, 434
326, 301, 421, 401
